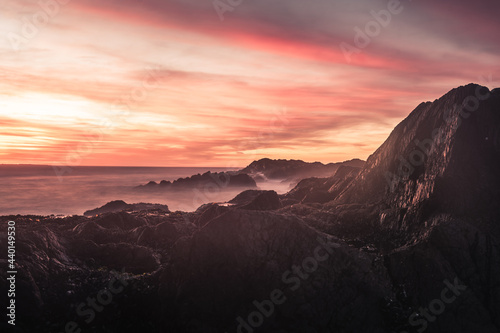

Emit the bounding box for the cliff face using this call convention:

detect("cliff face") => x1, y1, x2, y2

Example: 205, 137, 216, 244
333, 84, 500, 238
2, 84, 500, 333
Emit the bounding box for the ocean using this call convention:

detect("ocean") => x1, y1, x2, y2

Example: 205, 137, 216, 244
0, 165, 252, 216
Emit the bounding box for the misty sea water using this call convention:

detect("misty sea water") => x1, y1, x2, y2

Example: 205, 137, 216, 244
0, 165, 241, 216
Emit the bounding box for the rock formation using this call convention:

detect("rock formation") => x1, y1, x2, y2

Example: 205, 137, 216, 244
83, 200, 170, 216
239, 157, 365, 183
136, 171, 257, 191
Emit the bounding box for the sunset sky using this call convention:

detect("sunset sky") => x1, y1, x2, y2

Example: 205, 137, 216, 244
1, 0, 499, 167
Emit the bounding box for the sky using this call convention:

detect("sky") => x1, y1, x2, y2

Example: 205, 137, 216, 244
0, 0, 499, 167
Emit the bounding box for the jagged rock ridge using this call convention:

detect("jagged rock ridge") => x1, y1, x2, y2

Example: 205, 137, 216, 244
239, 157, 365, 182
136, 171, 257, 191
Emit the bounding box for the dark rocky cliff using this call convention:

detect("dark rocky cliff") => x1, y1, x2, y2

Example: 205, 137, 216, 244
324, 84, 500, 243
339, 84, 500, 207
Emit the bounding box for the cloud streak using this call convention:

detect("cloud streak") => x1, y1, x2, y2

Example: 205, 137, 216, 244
0, 0, 498, 166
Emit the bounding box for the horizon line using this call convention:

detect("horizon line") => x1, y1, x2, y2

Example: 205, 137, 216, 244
0, 157, 365, 169
0, 164, 243, 168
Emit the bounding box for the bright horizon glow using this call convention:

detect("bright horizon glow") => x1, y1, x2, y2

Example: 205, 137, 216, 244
1, 0, 499, 167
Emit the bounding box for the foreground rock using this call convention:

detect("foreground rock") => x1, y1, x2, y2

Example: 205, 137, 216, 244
228, 189, 283, 210
84, 200, 170, 216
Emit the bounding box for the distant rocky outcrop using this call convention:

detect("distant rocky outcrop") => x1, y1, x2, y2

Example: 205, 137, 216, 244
84, 200, 170, 216
238, 157, 364, 182
136, 171, 256, 191
134, 155, 362, 194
